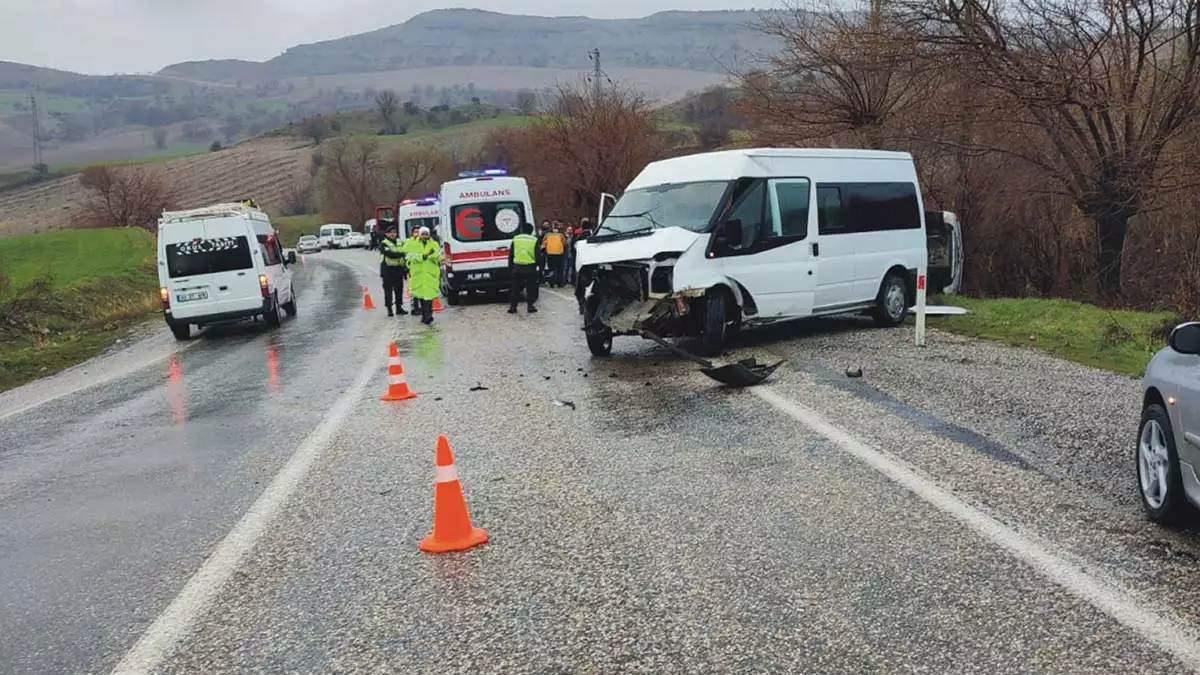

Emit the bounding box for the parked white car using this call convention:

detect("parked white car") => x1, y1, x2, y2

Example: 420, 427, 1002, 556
344, 232, 369, 248
297, 235, 322, 254
1137, 321, 1200, 524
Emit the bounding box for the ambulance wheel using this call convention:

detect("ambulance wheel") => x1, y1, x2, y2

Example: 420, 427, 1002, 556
587, 327, 613, 357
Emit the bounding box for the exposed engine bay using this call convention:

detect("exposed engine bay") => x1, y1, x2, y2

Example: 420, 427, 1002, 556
578, 256, 707, 338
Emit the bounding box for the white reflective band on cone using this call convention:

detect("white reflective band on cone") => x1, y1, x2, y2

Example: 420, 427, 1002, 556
435, 464, 459, 483
388, 357, 402, 367
389, 373, 407, 384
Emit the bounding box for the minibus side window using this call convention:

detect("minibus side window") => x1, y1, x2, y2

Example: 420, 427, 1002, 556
817, 186, 845, 235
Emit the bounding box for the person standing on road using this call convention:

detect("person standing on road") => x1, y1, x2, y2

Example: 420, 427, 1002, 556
508, 221, 541, 314
379, 226, 408, 317
401, 224, 423, 316
542, 223, 567, 288
407, 226, 443, 325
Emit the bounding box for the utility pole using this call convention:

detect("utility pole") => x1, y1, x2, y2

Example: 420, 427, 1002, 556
588, 48, 603, 101
30, 94, 44, 169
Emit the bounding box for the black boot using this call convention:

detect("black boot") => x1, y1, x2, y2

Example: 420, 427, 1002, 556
396, 306, 408, 315
508, 306, 518, 314
527, 305, 538, 313
386, 306, 394, 317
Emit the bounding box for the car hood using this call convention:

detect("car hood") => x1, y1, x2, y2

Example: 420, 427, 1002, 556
576, 227, 704, 266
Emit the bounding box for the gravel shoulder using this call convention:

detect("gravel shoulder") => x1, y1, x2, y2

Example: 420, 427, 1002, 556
740, 315, 1144, 512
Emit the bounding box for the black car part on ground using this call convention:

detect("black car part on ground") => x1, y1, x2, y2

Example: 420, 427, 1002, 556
640, 329, 785, 387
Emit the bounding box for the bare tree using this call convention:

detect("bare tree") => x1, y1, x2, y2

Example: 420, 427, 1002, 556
386, 143, 450, 205
899, 0, 1200, 298
304, 116, 331, 145
525, 79, 666, 218
376, 89, 401, 134
73, 165, 178, 230
739, 0, 938, 148
319, 137, 384, 224
151, 127, 168, 150
515, 89, 537, 116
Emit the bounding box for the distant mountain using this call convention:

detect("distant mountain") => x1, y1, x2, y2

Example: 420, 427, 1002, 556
159, 9, 782, 83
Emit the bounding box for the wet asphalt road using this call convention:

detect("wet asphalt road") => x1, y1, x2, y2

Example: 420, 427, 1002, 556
5, 249, 1200, 674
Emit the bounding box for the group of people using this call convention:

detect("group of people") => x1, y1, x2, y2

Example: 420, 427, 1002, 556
374, 216, 595, 319
536, 218, 591, 288
378, 224, 441, 324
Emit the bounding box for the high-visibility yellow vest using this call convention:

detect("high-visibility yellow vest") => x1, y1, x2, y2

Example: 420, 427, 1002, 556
512, 233, 538, 265
381, 238, 406, 266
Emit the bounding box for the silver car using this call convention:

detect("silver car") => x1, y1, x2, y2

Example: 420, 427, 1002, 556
1138, 321, 1200, 524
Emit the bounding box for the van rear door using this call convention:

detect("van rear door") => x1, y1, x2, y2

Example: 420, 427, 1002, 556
925, 210, 962, 294
163, 218, 260, 318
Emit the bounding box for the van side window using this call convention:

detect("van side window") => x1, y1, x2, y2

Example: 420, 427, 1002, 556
257, 234, 282, 265
770, 180, 810, 238
817, 186, 845, 235
725, 179, 767, 250
843, 183, 921, 232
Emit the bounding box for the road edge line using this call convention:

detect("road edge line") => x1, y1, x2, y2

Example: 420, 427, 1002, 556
751, 385, 1200, 672
109, 333, 386, 675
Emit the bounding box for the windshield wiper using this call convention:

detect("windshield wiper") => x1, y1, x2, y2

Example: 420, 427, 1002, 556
596, 209, 664, 235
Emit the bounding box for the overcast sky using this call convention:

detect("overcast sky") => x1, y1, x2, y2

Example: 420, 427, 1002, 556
1, 0, 765, 75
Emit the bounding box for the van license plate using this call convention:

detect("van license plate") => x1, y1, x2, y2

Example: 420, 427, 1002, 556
467, 272, 491, 281
177, 290, 209, 302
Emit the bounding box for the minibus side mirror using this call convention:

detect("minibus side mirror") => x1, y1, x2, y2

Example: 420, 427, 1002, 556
287, 250, 297, 265
716, 219, 743, 248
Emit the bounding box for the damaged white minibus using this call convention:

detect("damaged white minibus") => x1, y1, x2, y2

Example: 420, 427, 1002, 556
574, 147, 960, 357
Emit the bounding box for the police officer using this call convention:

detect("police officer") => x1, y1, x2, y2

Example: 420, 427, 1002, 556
407, 226, 443, 325
379, 225, 407, 316
508, 221, 541, 314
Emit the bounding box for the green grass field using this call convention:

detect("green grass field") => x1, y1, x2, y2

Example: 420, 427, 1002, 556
926, 296, 1179, 377
0, 227, 160, 392
272, 214, 325, 246
0, 90, 90, 114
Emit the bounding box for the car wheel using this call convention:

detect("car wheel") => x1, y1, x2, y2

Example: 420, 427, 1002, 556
872, 272, 909, 327
282, 286, 297, 317
168, 321, 191, 341
586, 326, 613, 357
1138, 403, 1190, 525
265, 292, 283, 328
699, 289, 731, 357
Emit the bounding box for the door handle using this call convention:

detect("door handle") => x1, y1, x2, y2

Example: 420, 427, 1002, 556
811, 242, 820, 256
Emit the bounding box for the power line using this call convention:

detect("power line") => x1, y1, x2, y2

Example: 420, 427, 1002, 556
587, 48, 614, 100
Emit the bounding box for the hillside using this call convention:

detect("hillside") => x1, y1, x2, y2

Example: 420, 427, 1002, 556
0, 114, 546, 236
161, 10, 778, 82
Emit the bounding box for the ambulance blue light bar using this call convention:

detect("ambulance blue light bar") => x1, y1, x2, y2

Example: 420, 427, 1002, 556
457, 168, 508, 178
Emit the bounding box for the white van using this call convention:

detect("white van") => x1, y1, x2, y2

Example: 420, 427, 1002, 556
574, 147, 939, 356
157, 202, 297, 341
438, 169, 535, 305
398, 197, 441, 237
319, 223, 353, 249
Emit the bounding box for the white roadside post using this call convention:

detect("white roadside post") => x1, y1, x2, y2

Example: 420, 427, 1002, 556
915, 265, 928, 347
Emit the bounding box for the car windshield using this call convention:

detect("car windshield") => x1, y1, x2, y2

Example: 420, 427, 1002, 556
597, 181, 730, 236
299, 236, 317, 243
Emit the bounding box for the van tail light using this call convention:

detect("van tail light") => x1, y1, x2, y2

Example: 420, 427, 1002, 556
442, 241, 452, 270
159, 287, 170, 310
259, 274, 270, 298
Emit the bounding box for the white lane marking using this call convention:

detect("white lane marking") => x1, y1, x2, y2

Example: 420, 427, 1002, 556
110, 334, 386, 675
752, 386, 1200, 671
0, 341, 199, 423
541, 288, 575, 303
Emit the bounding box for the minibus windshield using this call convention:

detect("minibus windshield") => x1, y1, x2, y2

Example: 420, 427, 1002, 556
597, 181, 729, 237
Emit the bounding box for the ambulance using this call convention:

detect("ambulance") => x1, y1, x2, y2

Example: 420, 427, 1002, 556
397, 196, 441, 237
438, 168, 535, 305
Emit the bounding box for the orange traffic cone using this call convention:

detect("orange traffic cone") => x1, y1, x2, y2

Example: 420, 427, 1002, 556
419, 435, 488, 553
432, 297, 444, 312
363, 285, 376, 310
380, 342, 417, 401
